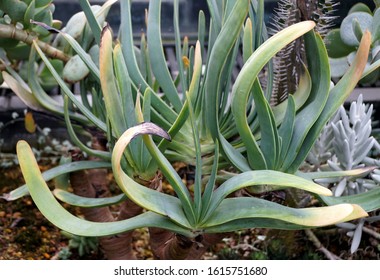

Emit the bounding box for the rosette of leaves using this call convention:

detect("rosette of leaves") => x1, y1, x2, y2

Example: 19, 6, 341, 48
326, 2, 380, 84
2, 0, 376, 260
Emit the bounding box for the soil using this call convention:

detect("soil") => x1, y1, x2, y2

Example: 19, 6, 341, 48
1, 164, 380, 260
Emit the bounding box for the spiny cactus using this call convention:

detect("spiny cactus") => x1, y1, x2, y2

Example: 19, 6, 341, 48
270, 0, 338, 105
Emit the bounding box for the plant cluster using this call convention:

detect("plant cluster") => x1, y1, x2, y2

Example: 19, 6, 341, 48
1, 0, 380, 259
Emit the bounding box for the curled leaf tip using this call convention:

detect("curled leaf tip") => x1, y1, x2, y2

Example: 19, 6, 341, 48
137, 122, 171, 142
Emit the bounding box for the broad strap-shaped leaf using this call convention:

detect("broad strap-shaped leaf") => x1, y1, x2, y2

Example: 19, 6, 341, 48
201, 197, 367, 228
119, 0, 178, 125
320, 187, 380, 212
147, 0, 182, 112
278, 95, 296, 167
231, 21, 316, 170
99, 26, 127, 138
1, 160, 111, 201
272, 66, 312, 126
112, 123, 193, 228
280, 31, 330, 172
16, 140, 191, 237
201, 169, 332, 223
205, 0, 249, 140
297, 166, 375, 180
2, 71, 46, 112
286, 31, 371, 173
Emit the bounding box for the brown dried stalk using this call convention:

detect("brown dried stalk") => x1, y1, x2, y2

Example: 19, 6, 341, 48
0, 23, 70, 62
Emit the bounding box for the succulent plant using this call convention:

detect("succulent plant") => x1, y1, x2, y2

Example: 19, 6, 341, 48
326, 2, 380, 84
2, 0, 380, 260
308, 94, 380, 253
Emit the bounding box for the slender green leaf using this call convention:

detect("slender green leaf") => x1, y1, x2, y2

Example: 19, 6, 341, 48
112, 123, 193, 228
200, 140, 219, 220
297, 166, 375, 180
251, 79, 279, 169
2, 159, 111, 201
272, 67, 312, 125
281, 31, 330, 172
219, 134, 251, 172
119, 0, 178, 125
205, 0, 249, 140
287, 31, 371, 173
63, 95, 111, 161
173, 0, 188, 96
33, 41, 107, 132
243, 18, 253, 63
53, 189, 127, 208
78, 0, 102, 45
27, 46, 89, 124
278, 95, 296, 166
147, 0, 182, 112
99, 26, 127, 138
2, 71, 45, 112
231, 21, 316, 170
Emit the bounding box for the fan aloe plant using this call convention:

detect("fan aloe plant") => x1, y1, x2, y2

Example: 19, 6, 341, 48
2, 0, 380, 260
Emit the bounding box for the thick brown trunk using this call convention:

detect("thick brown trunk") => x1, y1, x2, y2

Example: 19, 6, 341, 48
68, 133, 142, 260
70, 168, 138, 259
186, 233, 227, 260
149, 228, 193, 259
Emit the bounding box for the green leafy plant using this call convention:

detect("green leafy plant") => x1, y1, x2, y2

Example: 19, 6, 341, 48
2, 0, 380, 260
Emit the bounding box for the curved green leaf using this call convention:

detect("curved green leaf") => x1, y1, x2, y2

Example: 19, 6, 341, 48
1, 160, 111, 201
2, 71, 46, 112
287, 31, 371, 173
279, 31, 330, 172
112, 123, 193, 228
202, 197, 367, 227
33, 41, 107, 132
99, 26, 127, 138
231, 21, 316, 170
147, 0, 182, 112
119, 0, 178, 125
16, 140, 192, 237
320, 187, 380, 212
297, 166, 375, 180
205, 0, 249, 140
201, 170, 332, 222
53, 189, 127, 208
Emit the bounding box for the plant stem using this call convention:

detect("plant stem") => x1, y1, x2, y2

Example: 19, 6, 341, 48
0, 23, 70, 62
305, 229, 341, 260
363, 226, 380, 240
